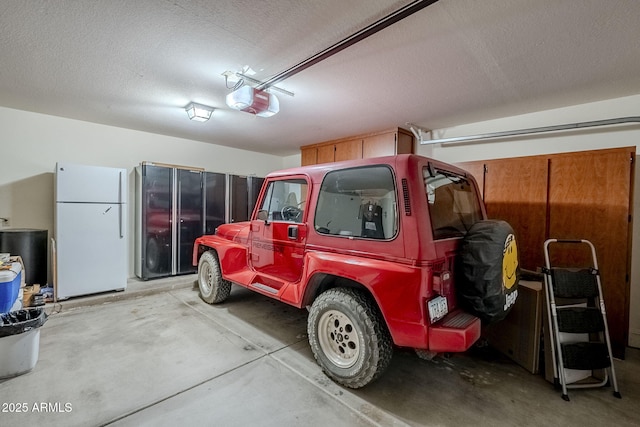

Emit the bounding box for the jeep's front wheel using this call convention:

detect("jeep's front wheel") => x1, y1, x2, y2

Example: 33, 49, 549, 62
198, 250, 232, 304
307, 288, 393, 388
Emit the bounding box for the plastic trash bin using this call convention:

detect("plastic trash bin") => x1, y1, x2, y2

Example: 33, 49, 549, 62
0, 308, 47, 379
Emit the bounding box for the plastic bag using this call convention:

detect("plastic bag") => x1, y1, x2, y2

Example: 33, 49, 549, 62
0, 308, 48, 337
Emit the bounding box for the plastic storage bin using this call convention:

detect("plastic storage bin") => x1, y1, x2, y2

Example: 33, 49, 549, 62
0, 261, 22, 313
0, 308, 47, 378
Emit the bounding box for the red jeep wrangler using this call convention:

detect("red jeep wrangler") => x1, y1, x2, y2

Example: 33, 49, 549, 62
193, 154, 519, 388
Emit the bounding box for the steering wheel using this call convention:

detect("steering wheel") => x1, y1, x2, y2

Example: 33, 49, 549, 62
281, 205, 302, 221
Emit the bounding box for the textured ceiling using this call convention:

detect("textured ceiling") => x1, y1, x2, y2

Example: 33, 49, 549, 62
1, 0, 639, 156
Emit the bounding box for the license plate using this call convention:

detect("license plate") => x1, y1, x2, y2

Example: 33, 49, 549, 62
428, 296, 448, 324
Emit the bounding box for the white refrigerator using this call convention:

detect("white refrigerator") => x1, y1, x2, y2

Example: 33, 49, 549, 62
55, 163, 127, 299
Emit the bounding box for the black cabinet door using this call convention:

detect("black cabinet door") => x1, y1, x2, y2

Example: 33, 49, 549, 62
248, 177, 265, 219
177, 169, 203, 274
141, 164, 173, 279
204, 172, 226, 235
229, 175, 264, 223
229, 175, 249, 223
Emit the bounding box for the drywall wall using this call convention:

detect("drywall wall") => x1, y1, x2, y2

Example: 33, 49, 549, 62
0, 106, 285, 281
282, 154, 302, 169
417, 94, 640, 349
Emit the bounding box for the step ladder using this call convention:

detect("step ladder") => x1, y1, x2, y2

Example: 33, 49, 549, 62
542, 239, 621, 401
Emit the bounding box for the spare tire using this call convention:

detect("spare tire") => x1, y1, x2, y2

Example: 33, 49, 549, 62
456, 220, 519, 324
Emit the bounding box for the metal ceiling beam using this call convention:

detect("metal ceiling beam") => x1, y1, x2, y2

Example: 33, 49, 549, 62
257, 0, 440, 90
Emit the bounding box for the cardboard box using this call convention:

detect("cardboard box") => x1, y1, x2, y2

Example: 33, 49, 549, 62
482, 280, 543, 374
22, 284, 41, 307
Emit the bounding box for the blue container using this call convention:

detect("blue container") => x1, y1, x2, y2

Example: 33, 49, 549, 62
0, 262, 22, 313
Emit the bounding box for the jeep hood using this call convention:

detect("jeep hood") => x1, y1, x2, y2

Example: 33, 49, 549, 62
216, 222, 250, 245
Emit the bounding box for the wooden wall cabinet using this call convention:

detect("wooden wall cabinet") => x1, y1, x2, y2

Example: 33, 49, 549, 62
334, 138, 363, 162
362, 128, 414, 158
300, 128, 414, 166
459, 147, 636, 359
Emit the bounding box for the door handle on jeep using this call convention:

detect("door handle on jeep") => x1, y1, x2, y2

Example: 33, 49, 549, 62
288, 225, 298, 240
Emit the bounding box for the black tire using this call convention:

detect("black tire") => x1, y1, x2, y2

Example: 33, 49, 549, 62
456, 220, 520, 324
307, 288, 393, 388
198, 250, 232, 304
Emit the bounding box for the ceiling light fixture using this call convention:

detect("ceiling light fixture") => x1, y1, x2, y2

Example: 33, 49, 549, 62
225, 86, 279, 118
185, 102, 214, 122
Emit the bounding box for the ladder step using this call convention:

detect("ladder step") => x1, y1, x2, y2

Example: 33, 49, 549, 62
551, 268, 599, 298
557, 307, 604, 333
561, 342, 610, 370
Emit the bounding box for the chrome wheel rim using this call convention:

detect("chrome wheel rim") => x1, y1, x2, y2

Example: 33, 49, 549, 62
199, 261, 212, 294
317, 309, 360, 368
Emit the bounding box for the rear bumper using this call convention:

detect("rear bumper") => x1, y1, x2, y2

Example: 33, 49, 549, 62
428, 310, 481, 353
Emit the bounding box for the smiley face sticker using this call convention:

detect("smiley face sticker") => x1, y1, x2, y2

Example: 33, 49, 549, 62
502, 233, 518, 290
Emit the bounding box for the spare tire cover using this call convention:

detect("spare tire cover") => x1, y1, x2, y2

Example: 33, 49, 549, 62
456, 220, 519, 324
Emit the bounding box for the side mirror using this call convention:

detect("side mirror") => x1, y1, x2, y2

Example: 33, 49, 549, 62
257, 210, 269, 224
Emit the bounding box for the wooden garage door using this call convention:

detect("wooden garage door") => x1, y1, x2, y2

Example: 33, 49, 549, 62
548, 149, 633, 357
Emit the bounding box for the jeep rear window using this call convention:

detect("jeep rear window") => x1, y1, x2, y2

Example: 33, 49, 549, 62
424, 167, 482, 239
315, 165, 397, 239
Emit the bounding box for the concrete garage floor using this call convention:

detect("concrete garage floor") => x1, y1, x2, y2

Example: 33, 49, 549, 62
1, 277, 639, 427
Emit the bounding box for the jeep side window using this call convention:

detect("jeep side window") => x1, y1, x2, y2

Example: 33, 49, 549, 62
258, 179, 308, 223
315, 166, 397, 239
424, 168, 482, 239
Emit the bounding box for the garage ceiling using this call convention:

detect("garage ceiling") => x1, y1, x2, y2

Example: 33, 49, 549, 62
1, 0, 639, 156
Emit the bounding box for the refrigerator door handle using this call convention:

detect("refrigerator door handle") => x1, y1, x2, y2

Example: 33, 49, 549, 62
119, 203, 124, 238
119, 170, 124, 238
119, 170, 123, 204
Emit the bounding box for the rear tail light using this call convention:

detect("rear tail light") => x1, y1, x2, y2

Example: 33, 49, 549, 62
433, 270, 451, 296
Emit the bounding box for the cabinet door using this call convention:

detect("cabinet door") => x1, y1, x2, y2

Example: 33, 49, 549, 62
548, 149, 633, 358
204, 172, 226, 235
456, 161, 486, 198
334, 139, 362, 162
301, 147, 317, 166
177, 169, 203, 274
363, 132, 395, 158
484, 157, 548, 272
396, 130, 414, 154
248, 176, 265, 219
229, 175, 249, 222
140, 165, 173, 279
316, 145, 336, 164
362, 129, 413, 158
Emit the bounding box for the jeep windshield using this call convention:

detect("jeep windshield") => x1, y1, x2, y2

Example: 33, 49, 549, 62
424, 166, 482, 239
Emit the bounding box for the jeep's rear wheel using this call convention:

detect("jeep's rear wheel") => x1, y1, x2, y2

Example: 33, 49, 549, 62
198, 250, 232, 304
307, 288, 393, 388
